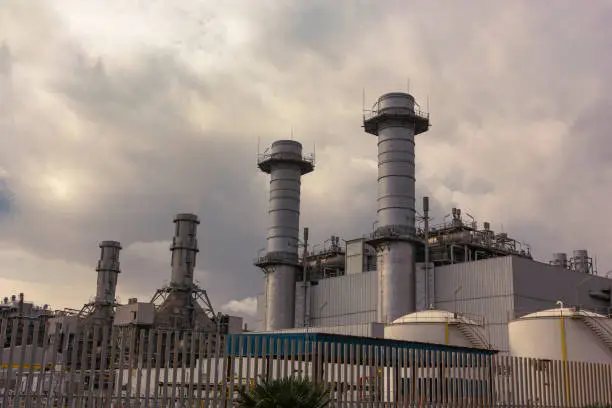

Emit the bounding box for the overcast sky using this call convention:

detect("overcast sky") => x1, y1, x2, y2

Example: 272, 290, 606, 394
1, 0, 611, 328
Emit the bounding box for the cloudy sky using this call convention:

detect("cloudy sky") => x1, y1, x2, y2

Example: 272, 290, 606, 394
1, 0, 611, 328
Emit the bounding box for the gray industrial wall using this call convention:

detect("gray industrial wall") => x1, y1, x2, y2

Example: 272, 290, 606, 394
256, 255, 612, 352
433, 257, 515, 352
511, 256, 611, 317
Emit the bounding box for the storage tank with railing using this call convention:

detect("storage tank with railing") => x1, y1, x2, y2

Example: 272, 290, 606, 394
508, 307, 612, 363
384, 309, 490, 349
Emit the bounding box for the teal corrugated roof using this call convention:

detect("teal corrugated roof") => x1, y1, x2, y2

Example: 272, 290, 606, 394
225, 332, 496, 365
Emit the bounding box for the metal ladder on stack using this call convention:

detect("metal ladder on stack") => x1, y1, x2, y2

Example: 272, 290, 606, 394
577, 314, 612, 352
456, 323, 491, 349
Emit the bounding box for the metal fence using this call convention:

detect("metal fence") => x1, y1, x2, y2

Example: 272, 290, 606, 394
1, 317, 611, 407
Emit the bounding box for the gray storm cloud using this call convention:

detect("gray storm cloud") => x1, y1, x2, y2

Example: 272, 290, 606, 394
1, 0, 612, 327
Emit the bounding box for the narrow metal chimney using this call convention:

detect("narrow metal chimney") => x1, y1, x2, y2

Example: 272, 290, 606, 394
363, 92, 430, 323
255, 140, 314, 330
551, 253, 568, 269
94, 240, 121, 317
571, 249, 592, 274
170, 213, 200, 289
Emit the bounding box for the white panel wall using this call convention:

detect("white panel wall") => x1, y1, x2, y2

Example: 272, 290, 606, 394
113, 302, 155, 326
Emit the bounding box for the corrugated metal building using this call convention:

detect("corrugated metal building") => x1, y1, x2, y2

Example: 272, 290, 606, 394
258, 255, 612, 353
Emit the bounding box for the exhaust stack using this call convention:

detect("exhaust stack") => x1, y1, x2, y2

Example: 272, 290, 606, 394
255, 140, 314, 330
95, 241, 122, 305
151, 213, 217, 331
364, 92, 430, 323
170, 213, 200, 288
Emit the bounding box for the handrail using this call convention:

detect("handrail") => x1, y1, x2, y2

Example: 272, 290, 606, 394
580, 313, 612, 337
363, 105, 430, 122
457, 322, 491, 349
256, 151, 315, 165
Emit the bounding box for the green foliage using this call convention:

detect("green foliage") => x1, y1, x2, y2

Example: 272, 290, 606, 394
236, 376, 331, 408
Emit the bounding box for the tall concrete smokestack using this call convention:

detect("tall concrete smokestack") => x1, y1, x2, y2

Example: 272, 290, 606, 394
170, 213, 200, 288
255, 140, 314, 331
94, 240, 122, 319
363, 92, 430, 323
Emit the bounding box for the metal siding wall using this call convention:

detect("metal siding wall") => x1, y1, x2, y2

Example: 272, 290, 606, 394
3, 317, 612, 407
346, 239, 365, 275
512, 257, 612, 317
434, 257, 514, 352
310, 270, 377, 327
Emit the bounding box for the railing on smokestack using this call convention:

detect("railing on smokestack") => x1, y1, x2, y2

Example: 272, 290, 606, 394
362, 103, 430, 122
256, 151, 316, 167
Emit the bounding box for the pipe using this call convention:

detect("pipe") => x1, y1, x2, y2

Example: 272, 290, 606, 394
445, 321, 449, 345
423, 196, 430, 308
302, 227, 309, 328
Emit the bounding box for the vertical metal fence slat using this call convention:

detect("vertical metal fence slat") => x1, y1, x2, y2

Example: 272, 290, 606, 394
135, 329, 145, 407
12, 319, 28, 408
23, 319, 39, 407
187, 330, 196, 408
171, 330, 180, 405
179, 331, 188, 406
195, 332, 205, 405
211, 333, 222, 408
236, 335, 245, 406
86, 326, 99, 408
227, 336, 237, 408
58, 320, 75, 407
124, 327, 135, 407
2, 319, 18, 408
97, 325, 110, 408
143, 328, 154, 408
152, 330, 162, 405
203, 333, 213, 407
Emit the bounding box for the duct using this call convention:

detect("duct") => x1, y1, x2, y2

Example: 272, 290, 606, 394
170, 213, 200, 288
551, 253, 569, 269
377, 242, 416, 322
95, 240, 121, 306
364, 92, 429, 324
255, 140, 314, 330
572, 249, 591, 274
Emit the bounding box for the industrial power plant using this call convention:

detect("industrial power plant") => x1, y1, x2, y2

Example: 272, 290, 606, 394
1, 213, 244, 335
1, 90, 612, 406
252, 91, 612, 364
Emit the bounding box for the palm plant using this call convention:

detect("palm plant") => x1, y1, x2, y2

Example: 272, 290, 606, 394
236, 376, 331, 408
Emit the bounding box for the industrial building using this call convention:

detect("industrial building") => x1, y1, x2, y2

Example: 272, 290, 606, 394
254, 91, 612, 361
2, 213, 242, 351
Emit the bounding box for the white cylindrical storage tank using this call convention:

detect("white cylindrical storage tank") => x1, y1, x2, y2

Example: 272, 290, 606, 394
384, 309, 489, 349
509, 307, 612, 363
